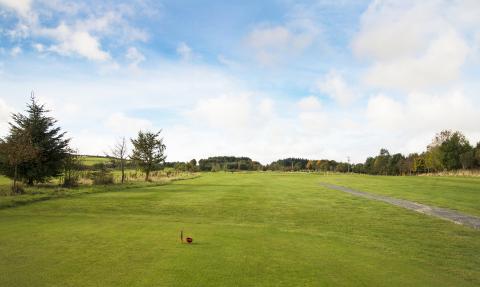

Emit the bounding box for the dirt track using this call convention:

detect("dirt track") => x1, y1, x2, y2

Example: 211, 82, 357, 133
320, 182, 480, 230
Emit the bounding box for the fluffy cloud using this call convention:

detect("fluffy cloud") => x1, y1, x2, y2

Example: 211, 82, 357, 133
367, 92, 480, 133
1, 1, 149, 62
176, 42, 193, 61
316, 71, 356, 106
39, 23, 110, 61
298, 96, 322, 111
10, 46, 22, 57
246, 18, 319, 66
0, 0, 31, 16
353, 0, 478, 91
188, 94, 254, 130
125, 47, 145, 68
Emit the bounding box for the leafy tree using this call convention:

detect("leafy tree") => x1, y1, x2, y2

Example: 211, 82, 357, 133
5, 96, 70, 185
0, 131, 38, 192
413, 155, 426, 174
364, 157, 375, 174
188, 159, 197, 172
459, 150, 475, 170
438, 131, 472, 170
373, 149, 390, 175
424, 146, 443, 173
306, 160, 314, 171
388, 153, 405, 175
475, 142, 480, 167
130, 130, 166, 181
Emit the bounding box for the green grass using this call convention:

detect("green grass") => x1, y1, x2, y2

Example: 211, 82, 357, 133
0, 175, 9, 185
80, 155, 111, 166
1, 172, 479, 286
318, 173, 480, 216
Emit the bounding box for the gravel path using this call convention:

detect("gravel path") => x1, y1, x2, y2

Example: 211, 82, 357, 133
320, 182, 480, 230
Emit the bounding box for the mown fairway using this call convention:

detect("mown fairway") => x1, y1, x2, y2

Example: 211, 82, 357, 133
1, 173, 479, 286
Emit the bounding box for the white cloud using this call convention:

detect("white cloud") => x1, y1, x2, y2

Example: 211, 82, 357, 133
10, 46, 22, 57
1, 1, 149, 62
188, 94, 252, 130
298, 96, 322, 111
364, 30, 469, 90
246, 19, 319, 66
0, 0, 31, 16
353, 0, 478, 91
316, 71, 356, 106
365, 91, 480, 155
125, 47, 145, 68
32, 43, 44, 52
366, 94, 405, 129
39, 23, 110, 61
104, 112, 153, 134
176, 42, 193, 61
367, 92, 480, 133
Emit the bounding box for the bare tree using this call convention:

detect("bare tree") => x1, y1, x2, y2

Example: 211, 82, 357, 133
108, 137, 128, 183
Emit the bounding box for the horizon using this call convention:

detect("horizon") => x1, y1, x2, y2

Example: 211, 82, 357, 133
1, 0, 480, 164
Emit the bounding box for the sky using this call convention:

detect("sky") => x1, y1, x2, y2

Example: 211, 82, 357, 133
0, 0, 479, 164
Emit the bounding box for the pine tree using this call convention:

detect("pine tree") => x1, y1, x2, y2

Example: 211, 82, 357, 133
5, 96, 70, 185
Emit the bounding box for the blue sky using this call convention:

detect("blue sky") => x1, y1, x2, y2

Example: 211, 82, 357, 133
0, 0, 479, 163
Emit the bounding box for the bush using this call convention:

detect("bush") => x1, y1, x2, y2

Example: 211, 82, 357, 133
164, 167, 175, 177
89, 166, 114, 185
62, 175, 79, 187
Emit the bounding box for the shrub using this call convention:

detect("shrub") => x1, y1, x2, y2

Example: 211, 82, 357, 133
62, 175, 79, 187
89, 165, 114, 185
11, 182, 24, 194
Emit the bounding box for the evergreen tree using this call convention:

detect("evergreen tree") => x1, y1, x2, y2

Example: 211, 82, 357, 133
4, 96, 70, 185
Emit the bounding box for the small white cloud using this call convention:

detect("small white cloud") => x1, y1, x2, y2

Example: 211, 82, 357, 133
246, 19, 319, 66
10, 46, 22, 57
217, 54, 238, 68
177, 42, 193, 61
125, 47, 145, 68
298, 96, 322, 111
32, 43, 44, 52
316, 71, 356, 106
40, 23, 110, 61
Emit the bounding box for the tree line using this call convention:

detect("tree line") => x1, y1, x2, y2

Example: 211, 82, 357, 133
352, 131, 480, 175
